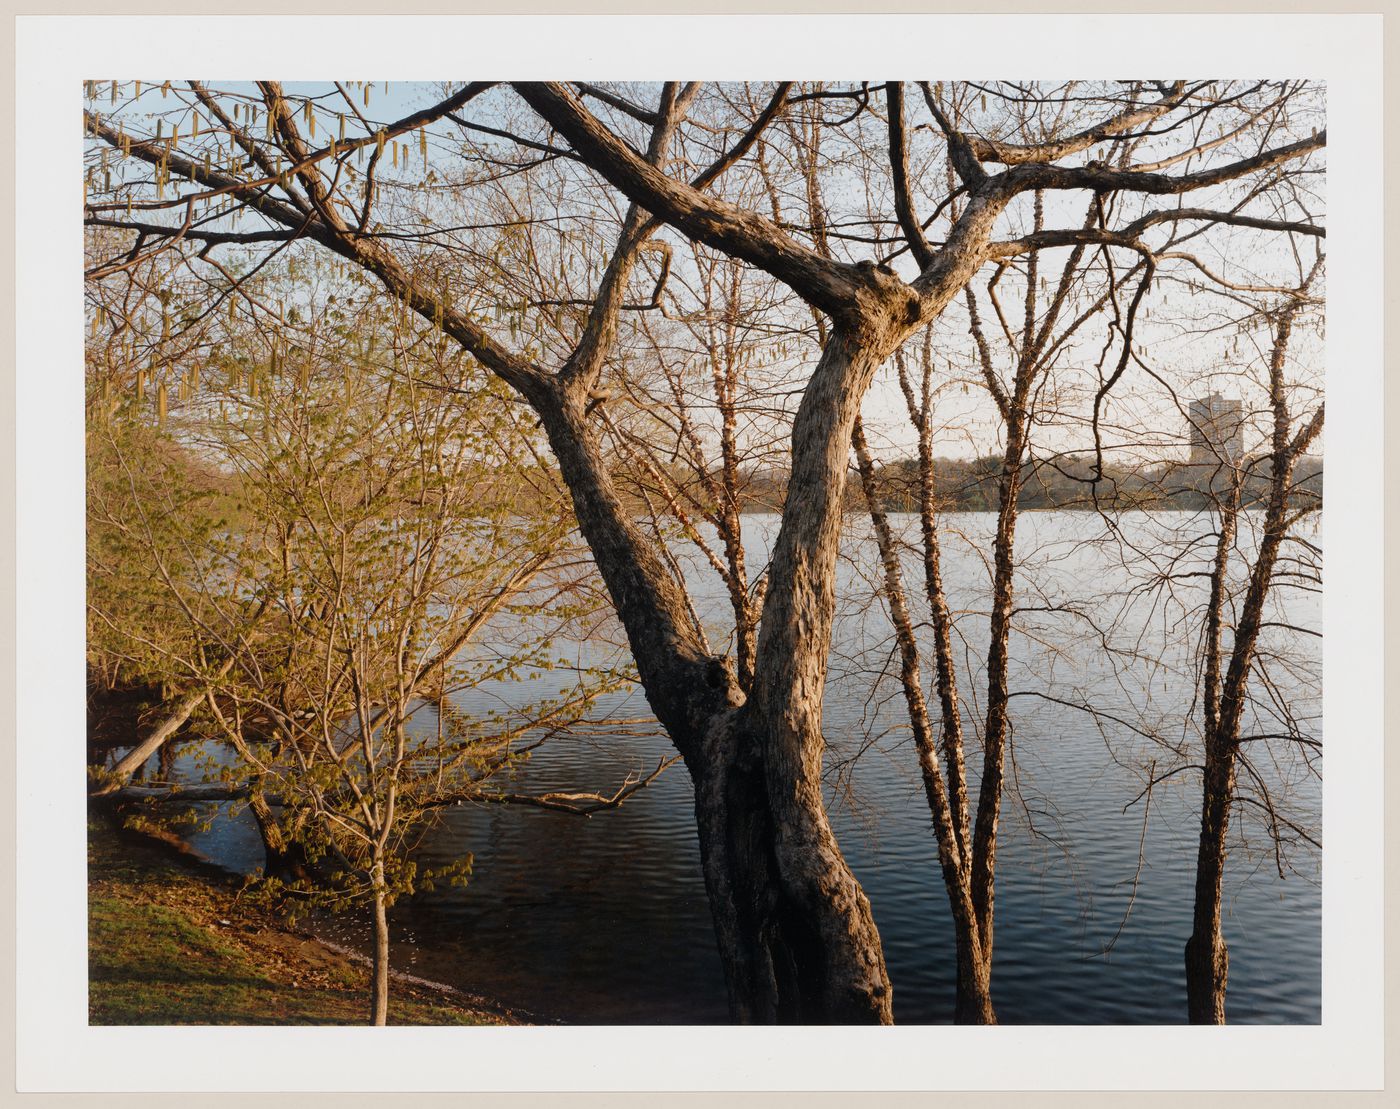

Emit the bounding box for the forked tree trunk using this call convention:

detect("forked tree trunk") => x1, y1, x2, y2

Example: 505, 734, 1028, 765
1185, 460, 1295, 1024
1185, 297, 1322, 1025
532, 348, 895, 1024
853, 416, 995, 1025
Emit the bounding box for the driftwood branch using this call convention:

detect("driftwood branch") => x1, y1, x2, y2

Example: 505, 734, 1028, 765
456, 755, 681, 817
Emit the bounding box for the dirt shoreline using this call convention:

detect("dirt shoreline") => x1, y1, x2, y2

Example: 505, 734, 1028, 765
88, 805, 533, 1026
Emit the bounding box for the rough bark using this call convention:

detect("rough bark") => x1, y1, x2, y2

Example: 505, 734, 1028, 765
537, 378, 894, 1022
895, 348, 970, 856
691, 712, 815, 1022
692, 712, 891, 1023
749, 327, 946, 1024
954, 947, 996, 1025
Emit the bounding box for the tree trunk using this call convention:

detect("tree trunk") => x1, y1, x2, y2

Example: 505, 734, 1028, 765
1186, 740, 1233, 1024
853, 415, 995, 1025
690, 720, 794, 1022
91, 654, 243, 796
90, 679, 212, 794
969, 418, 1026, 965
954, 937, 997, 1025
747, 329, 916, 1025
246, 790, 314, 884
370, 871, 390, 1027
692, 711, 891, 1024
1185, 300, 1320, 1024
533, 373, 893, 1024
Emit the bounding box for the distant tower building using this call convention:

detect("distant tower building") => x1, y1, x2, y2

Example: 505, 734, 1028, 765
1187, 392, 1244, 465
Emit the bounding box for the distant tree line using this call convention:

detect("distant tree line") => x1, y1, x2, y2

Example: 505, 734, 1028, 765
737, 454, 1323, 514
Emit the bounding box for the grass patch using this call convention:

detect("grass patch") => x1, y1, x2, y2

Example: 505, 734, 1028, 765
88, 811, 507, 1026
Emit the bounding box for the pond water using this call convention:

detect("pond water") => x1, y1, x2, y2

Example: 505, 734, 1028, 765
150, 511, 1321, 1024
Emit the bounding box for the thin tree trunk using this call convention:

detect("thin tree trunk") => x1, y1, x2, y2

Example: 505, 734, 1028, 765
969, 425, 1024, 959
897, 346, 971, 858
1186, 476, 1239, 1024
1185, 296, 1321, 1024
852, 416, 995, 1024
1185, 448, 1297, 1024
896, 345, 997, 1023
1186, 745, 1234, 1024
370, 867, 390, 1026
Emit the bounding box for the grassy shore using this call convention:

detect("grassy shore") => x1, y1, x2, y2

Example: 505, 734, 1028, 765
88, 810, 518, 1026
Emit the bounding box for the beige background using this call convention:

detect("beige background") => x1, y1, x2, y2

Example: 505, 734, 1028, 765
4, 2, 1394, 1104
